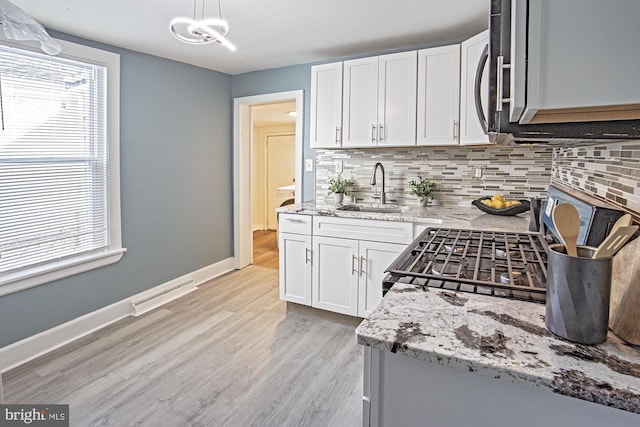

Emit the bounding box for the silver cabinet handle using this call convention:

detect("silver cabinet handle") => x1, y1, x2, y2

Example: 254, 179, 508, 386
360, 256, 366, 276
335, 126, 341, 144
352, 254, 358, 275
285, 218, 304, 223
305, 248, 311, 264
378, 124, 384, 142
371, 124, 376, 143
453, 120, 459, 140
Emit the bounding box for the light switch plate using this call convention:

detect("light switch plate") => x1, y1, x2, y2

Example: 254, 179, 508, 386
334, 161, 343, 173
305, 158, 314, 172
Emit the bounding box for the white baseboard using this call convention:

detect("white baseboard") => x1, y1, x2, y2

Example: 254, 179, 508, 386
0, 257, 235, 373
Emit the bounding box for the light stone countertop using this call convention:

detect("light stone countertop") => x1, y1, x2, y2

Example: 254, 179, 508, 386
278, 200, 640, 414
356, 283, 640, 414
277, 201, 532, 233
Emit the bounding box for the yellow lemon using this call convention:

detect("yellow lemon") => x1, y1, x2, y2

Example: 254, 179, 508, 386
504, 201, 513, 208
481, 199, 491, 206
491, 194, 504, 202
511, 200, 521, 205
490, 200, 504, 209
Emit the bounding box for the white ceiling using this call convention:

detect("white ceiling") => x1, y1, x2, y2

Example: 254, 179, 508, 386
9, 0, 489, 75
252, 101, 297, 127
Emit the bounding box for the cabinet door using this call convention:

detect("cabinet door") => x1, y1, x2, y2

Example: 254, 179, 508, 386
310, 62, 343, 148
342, 57, 379, 148
460, 30, 492, 145
417, 45, 461, 146
279, 232, 312, 305
312, 236, 359, 316
358, 241, 406, 317
378, 51, 417, 147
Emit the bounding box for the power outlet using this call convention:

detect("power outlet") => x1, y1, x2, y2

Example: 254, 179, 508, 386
474, 167, 483, 179
334, 161, 343, 173
305, 158, 314, 172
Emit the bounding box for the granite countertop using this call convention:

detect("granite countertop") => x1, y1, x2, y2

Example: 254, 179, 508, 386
277, 202, 532, 233
356, 283, 640, 414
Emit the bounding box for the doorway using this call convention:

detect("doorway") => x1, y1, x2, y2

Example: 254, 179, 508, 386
233, 90, 304, 270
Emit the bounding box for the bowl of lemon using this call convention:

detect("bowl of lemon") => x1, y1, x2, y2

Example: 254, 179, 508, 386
472, 194, 530, 216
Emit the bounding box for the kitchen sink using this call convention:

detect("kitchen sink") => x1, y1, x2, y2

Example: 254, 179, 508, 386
336, 205, 406, 214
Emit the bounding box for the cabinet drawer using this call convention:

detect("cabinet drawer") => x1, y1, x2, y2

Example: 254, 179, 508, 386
313, 216, 413, 244
279, 213, 312, 234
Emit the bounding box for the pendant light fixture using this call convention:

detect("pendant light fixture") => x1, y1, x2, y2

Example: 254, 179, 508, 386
170, 0, 236, 51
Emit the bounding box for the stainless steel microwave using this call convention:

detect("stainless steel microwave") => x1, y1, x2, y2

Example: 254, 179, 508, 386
487, 0, 640, 143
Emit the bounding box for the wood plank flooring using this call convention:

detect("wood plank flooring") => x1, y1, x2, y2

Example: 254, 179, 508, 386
3, 266, 363, 427
253, 230, 279, 270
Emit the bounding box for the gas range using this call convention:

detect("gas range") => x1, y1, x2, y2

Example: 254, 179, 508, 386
383, 227, 549, 303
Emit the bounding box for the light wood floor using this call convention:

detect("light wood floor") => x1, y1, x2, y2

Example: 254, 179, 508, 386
3, 266, 363, 427
253, 230, 279, 270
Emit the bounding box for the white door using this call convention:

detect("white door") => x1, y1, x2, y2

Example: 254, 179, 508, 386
310, 62, 343, 148
358, 241, 405, 317
312, 236, 359, 316
377, 51, 417, 147
342, 56, 379, 148
417, 44, 461, 146
266, 134, 295, 230
279, 232, 312, 305
460, 30, 492, 145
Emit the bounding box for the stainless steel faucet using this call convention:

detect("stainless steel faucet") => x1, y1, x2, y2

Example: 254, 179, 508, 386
370, 162, 386, 204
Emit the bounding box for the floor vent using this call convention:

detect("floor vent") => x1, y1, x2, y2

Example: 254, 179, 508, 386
130, 278, 196, 317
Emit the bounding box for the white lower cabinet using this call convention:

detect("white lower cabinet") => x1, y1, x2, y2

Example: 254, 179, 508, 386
311, 237, 405, 317
357, 240, 406, 317
311, 236, 360, 315
278, 213, 312, 305
279, 214, 411, 317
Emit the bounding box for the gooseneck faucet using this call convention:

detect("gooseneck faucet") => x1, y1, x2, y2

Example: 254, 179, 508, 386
370, 162, 386, 204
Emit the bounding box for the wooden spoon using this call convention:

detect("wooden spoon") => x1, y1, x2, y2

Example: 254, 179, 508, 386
553, 203, 580, 257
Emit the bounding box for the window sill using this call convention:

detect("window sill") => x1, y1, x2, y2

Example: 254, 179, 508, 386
0, 248, 127, 297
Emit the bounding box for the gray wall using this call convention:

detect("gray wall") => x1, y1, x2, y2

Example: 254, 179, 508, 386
232, 64, 315, 201
0, 33, 233, 347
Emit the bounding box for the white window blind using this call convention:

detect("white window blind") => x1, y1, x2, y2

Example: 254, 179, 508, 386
0, 43, 110, 278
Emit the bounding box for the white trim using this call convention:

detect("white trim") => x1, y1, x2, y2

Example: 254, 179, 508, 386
0, 257, 234, 373
233, 90, 304, 270
0, 249, 126, 297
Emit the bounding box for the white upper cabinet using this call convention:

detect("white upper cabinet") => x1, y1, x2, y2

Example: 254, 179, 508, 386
342, 52, 417, 148
417, 45, 461, 146
342, 56, 379, 148
460, 30, 492, 145
310, 62, 343, 148
377, 52, 417, 147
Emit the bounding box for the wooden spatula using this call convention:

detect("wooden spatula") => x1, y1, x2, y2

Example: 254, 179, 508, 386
610, 213, 633, 235
553, 203, 580, 257
592, 225, 638, 259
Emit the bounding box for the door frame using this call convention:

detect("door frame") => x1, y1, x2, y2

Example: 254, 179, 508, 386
233, 90, 304, 269
264, 132, 296, 230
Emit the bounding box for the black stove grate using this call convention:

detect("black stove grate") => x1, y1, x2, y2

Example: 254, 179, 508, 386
384, 228, 549, 303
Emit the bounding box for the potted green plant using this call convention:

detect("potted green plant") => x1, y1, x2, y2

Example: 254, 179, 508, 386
328, 173, 354, 204
409, 177, 437, 207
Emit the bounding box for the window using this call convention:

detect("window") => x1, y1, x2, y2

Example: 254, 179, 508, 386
0, 39, 124, 296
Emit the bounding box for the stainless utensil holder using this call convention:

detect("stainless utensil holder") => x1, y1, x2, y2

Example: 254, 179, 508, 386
545, 244, 612, 345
